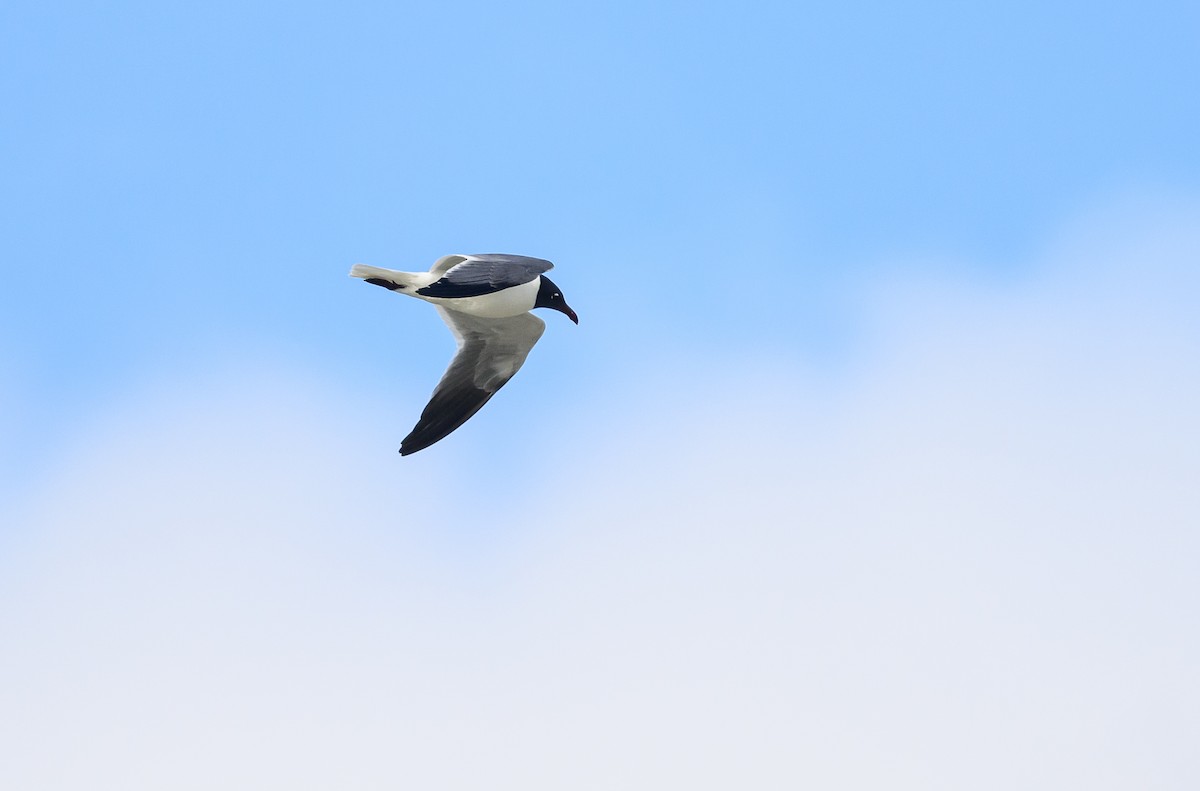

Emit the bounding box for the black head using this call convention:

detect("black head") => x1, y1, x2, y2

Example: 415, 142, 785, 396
534, 276, 578, 324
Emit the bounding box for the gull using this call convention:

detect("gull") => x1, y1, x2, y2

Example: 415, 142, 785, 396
350, 253, 578, 455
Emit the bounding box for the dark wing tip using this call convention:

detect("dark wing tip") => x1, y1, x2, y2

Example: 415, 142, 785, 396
364, 277, 405, 290
397, 384, 500, 456
398, 424, 447, 457
398, 431, 440, 456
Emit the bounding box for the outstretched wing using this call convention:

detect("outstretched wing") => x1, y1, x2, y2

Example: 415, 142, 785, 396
429, 254, 469, 274
400, 308, 547, 455
417, 254, 554, 299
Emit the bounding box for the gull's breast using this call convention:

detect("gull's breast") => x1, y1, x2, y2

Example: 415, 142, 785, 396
420, 278, 540, 318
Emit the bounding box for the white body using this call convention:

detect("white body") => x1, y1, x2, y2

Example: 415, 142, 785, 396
422, 278, 540, 318
348, 264, 540, 318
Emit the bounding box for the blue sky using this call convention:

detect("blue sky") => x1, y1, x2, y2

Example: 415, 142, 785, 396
4, 0, 1197, 439
2, 2, 1199, 787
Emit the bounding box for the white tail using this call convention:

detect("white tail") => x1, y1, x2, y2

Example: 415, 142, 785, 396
350, 264, 396, 280
349, 264, 424, 292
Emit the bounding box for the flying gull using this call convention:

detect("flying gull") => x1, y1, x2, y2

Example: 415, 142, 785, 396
350, 253, 578, 455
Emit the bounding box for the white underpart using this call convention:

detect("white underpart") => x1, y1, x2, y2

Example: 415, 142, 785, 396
419, 278, 541, 318
349, 264, 542, 318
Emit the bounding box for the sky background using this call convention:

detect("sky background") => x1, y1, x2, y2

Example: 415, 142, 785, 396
2, 1, 1199, 787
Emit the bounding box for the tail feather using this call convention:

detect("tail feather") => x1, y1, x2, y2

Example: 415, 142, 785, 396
349, 264, 417, 291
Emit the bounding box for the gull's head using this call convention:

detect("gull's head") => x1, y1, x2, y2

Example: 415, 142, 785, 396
534, 275, 579, 324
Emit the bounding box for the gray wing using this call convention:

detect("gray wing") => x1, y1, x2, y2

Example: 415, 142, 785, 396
417, 254, 554, 299
400, 308, 547, 455
429, 254, 469, 274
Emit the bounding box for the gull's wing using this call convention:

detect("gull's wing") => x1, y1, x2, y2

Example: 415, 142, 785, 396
400, 308, 547, 455
418, 254, 554, 299
429, 255, 469, 274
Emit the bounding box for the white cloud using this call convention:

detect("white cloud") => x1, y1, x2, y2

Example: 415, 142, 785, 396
2, 200, 1198, 790
0, 346, 21, 486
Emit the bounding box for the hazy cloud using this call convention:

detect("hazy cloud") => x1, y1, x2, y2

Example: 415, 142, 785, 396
2, 202, 1198, 789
